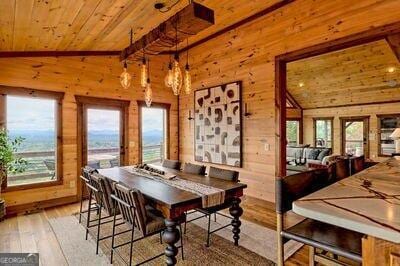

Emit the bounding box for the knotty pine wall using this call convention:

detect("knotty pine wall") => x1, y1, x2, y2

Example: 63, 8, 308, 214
179, 0, 400, 202
0, 55, 177, 208
303, 103, 400, 161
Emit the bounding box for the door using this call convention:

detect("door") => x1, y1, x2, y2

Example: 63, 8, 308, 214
341, 117, 369, 157
76, 96, 129, 198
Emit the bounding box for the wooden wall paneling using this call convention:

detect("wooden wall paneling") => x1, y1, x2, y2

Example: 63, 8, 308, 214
179, 0, 400, 201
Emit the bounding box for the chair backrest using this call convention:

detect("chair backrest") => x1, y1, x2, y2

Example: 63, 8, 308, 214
353, 155, 365, 174
81, 166, 97, 182
113, 183, 148, 234
44, 159, 55, 171
335, 158, 350, 180
90, 173, 118, 215
87, 161, 100, 169
208, 166, 239, 182
276, 168, 330, 214
162, 159, 181, 170
182, 162, 206, 175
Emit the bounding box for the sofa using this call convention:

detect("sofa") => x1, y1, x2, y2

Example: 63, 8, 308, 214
286, 145, 334, 165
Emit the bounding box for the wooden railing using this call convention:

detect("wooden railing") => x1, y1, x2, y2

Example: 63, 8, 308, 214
9, 144, 164, 184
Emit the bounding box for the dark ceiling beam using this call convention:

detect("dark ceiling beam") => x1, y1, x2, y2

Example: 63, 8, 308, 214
0, 50, 120, 58
166, 0, 295, 55
386, 33, 400, 62
120, 2, 214, 61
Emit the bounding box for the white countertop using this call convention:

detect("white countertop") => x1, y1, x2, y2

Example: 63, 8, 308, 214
293, 158, 400, 243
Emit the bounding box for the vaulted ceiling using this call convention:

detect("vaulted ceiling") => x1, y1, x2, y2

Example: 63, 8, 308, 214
287, 39, 400, 109
0, 0, 280, 52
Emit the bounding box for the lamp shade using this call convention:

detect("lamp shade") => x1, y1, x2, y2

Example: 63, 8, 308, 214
390, 128, 400, 139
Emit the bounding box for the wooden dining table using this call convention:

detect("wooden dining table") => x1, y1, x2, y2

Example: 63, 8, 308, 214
98, 165, 247, 265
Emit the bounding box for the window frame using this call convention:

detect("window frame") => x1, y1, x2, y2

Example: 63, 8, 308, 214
313, 117, 334, 148
377, 113, 400, 157
0, 86, 64, 192
286, 118, 303, 146
137, 101, 171, 164
340, 116, 370, 158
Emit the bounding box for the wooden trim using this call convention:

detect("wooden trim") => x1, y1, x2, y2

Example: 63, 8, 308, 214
1, 86, 64, 192
313, 117, 334, 148
376, 113, 400, 157
5, 195, 77, 217
0, 85, 64, 100
137, 101, 171, 163
340, 116, 370, 158
75, 96, 130, 200
303, 100, 400, 110
275, 22, 400, 182
276, 21, 400, 63
0, 51, 120, 58
286, 91, 302, 110
386, 33, 400, 62
175, 0, 295, 55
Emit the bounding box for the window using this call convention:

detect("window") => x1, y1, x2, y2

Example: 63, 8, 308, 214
0, 87, 63, 190
286, 120, 301, 146
341, 117, 369, 157
377, 114, 400, 156
87, 109, 121, 169
139, 102, 169, 163
314, 118, 333, 148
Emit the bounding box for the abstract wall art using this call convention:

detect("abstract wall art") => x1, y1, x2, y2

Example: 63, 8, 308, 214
194, 81, 242, 167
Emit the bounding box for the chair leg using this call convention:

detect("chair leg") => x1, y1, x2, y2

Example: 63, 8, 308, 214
179, 223, 184, 260
206, 214, 211, 247
276, 213, 284, 266
79, 191, 84, 224
110, 209, 117, 264
96, 203, 102, 254
159, 231, 163, 244
309, 246, 315, 266
85, 194, 92, 240
184, 211, 187, 234
129, 224, 135, 266
214, 212, 217, 222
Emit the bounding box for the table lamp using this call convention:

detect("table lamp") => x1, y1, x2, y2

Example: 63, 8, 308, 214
390, 128, 400, 153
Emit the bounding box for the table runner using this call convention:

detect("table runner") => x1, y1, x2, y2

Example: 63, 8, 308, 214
121, 166, 225, 208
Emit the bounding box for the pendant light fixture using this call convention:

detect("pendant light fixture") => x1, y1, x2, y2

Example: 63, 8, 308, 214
164, 54, 173, 88
120, 60, 131, 89
120, 29, 133, 89
140, 47, 148, 88
171, 16, 183, 96
184, 39, 192, 94
144, 59, 152, 107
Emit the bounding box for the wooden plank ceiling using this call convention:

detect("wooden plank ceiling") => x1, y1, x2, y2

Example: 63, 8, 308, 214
0, 0, 281, 52
287, 39, 400, 109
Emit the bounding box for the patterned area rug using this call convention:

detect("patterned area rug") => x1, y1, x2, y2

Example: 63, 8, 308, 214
49, 213, 302, 265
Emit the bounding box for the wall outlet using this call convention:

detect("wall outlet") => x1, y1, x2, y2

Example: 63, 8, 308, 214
264, 143, 270, 151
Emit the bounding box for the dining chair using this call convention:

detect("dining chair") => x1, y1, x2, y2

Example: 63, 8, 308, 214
276, 170, 363, 266
79, 166, 98, 224
182, 162, 207, 175
161, 159, 181, 170
185, 166, 239, 247
84, 172, 123, 254
110, 183, 184, 265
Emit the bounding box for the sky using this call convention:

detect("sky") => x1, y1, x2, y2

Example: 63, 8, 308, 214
7, 96, 55, 131
6, 96, 165, 133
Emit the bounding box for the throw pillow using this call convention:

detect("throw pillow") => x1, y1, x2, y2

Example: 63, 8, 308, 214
317, 149, 331, 161
308, 149, 320, 160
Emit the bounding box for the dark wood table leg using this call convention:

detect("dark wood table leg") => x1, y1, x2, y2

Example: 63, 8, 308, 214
163, 218, 181, 265
229, 197, 243, 246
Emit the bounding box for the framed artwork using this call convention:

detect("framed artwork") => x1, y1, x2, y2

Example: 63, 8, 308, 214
194, 81, 242, 167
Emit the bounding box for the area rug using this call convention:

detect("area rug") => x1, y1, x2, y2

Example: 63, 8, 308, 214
49, 213, 302, 265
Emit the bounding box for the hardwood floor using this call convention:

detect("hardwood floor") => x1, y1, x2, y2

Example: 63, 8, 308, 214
0, 197, 309, 265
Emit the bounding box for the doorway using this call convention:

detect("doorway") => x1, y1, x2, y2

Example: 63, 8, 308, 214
341, 117, 369, 157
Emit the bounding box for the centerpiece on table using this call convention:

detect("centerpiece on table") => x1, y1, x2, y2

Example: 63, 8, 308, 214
0, 129, 27, 221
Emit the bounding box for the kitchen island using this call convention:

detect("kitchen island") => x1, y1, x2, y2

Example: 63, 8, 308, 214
293, 157, 400, 265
